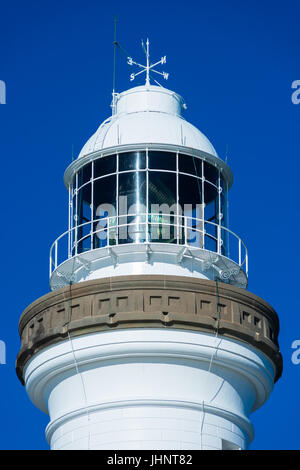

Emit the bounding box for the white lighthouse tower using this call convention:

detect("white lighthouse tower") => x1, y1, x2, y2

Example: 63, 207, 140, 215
17, 42, 282, 450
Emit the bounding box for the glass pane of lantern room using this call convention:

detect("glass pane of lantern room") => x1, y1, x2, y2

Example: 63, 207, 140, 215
119, 151, 146, 172
148, 151, 177, 171
204, 181, 218, 253
118, 171, 146, 244
76, 183, 91, 254
179, 153, 202, 177
94, 155, 116, 178
148, 172, 177, 243
93, 175, 117, 248
179, 174, 203, 247
78, 163, 92, 188
204, 162, 218, 187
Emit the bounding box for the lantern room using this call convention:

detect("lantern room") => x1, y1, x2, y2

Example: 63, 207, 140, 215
50, 85, 247, 290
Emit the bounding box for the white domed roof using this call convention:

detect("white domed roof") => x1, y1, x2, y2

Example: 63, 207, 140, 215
78, 85, 218, 158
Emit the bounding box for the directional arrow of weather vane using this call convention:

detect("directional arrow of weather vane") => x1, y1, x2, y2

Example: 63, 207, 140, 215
127, 38, 169, 86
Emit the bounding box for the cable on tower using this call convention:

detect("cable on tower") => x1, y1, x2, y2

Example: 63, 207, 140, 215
63, 262, 92, 449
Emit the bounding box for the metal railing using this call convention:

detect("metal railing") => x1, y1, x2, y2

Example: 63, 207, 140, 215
49, 213, 248, 278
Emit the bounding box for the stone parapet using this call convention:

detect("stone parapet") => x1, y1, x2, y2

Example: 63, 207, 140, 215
16, 275, 282, 383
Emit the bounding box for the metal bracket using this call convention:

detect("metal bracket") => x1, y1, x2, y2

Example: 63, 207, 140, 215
55, 270, 76, 286
145, 243, 152, 262
202, 255, 219, 272
108, 247, 118, 266
75, 256, 91, 274
177, 246, 189, 264
219, 268, 240, 282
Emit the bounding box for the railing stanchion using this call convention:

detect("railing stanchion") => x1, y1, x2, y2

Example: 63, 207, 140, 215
217, 225, 221, 254
90, 220, 93, 251
49, 253, 52, 278
55, 241, 58, 269
74, 220, 78, 255
107, 217, 110, 247
146, 213, 149, 243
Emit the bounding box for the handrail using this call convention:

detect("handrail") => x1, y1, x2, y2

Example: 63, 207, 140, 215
49, 213, 248, 278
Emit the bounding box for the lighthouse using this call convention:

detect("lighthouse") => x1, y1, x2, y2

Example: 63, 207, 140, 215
16, 41, 282, 450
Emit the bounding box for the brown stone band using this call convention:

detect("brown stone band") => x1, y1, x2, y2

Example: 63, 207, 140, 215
16, 275, 283, 384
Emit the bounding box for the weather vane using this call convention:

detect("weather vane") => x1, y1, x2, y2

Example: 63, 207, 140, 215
127, 39, 169, 86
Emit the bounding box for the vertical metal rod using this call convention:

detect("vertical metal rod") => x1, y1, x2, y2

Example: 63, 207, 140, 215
218, 169, 221, 254
107, 216, 109, 247
176, 151, 179, 244
75, 173, 78, 256
227, 181, 230, 258
55, 240, 58, 268
112, 18, 117, 114
146, 148, 149, 243
70, 183, 74, 256
91, 160, 94, 250
68, 185, 71, 258
116, 153, 119, 244
238, 239, 241, 266
202, 160, 205, 250
146, 38, 150, 86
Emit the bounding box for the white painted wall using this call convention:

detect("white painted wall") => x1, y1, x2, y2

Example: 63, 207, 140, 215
24, 329, 275, 450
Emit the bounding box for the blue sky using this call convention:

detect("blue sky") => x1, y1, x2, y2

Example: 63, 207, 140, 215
0, 0, 299, 449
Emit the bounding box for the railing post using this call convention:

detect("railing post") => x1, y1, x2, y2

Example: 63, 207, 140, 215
107, 217, 110, 247
55, 240, 58, 269
68, 186, 71, 259
184, 217, 188, 245
146, 212, 149, 243
217, 225, 221, 254
238, 238, 241, 266
49, 253, 52, 278
67, 226, 70, 260
74, 219, 78, 256
90, 220, 93, 251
